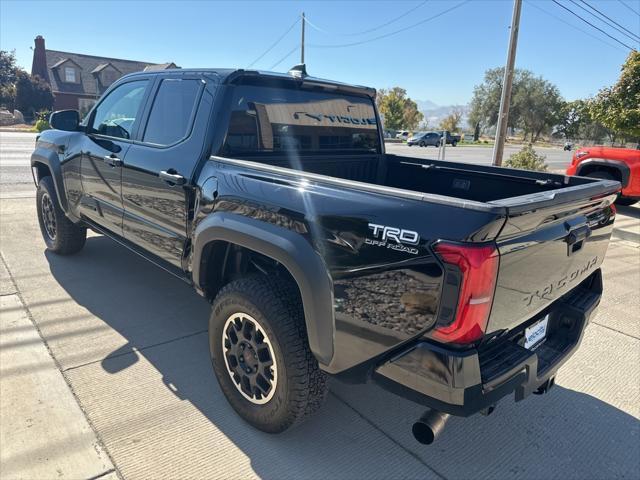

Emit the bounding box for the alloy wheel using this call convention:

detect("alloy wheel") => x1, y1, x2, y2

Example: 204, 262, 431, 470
41, 192, 57, 241
222, 313, 278, 404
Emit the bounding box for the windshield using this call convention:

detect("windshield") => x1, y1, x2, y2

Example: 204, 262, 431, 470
222, 85, 380, 156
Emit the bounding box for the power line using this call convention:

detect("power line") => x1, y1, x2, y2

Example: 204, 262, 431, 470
617, 0, 640, 17
247, 17, 300, 68
574, 0, 640, 42
308, 1, 471, 49
304, 0, 430, 37
526, 0, 627, 52
551, 0, 636, 50
269, 46, 299, 70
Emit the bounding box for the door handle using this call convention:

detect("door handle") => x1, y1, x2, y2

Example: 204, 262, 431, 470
159, 170, 186, 186
104, 155, 123, 167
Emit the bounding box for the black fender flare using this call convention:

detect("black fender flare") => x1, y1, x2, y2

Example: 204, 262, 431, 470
576, 159, 631, 188
192, 212, 335, 366
30, 146, 70, 214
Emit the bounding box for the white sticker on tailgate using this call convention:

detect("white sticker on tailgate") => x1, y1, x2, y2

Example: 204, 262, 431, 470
524, 315, 549, 350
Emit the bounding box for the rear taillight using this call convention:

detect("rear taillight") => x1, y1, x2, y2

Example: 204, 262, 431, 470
432, 242, 499, 344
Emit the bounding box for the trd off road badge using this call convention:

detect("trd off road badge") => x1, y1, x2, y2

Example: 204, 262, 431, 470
366, 223, 420, 255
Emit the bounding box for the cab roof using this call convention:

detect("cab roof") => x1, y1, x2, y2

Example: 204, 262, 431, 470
124, 66, 377, 98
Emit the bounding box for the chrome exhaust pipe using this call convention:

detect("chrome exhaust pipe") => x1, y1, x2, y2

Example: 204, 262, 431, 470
412, 410, 451, 445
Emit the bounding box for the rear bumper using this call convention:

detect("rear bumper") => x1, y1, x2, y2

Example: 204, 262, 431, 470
373, 270, 602, 417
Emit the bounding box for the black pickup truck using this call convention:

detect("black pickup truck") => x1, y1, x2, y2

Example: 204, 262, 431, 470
31, 65, 619, 444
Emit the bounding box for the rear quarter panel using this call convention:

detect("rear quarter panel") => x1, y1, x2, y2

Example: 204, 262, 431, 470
200, 159, 506, 374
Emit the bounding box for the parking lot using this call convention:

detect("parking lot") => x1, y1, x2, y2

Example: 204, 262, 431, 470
1, 131, 639, 479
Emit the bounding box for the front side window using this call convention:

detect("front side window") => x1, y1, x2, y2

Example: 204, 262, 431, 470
222, 85, 380, 156
64, 66, 77, 83
90, 80, 148, 139
78, 98, 97, 119
143, 78, 201, 146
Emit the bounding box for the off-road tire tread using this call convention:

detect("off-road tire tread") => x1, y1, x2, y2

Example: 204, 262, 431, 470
584, 170, 636, 206
616, 197, 638, 206
37, 176, 86, 255
211, 274, 328, 432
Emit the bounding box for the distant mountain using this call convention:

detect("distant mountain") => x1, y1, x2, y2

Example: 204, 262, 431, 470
418, 103, 470, 132
415, 99, 439, 111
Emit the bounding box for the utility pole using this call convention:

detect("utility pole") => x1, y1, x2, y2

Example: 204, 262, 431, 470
301, 12, 306, 64
492, 0, 522, 166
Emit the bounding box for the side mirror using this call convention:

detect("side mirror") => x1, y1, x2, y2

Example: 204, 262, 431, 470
50, 110, 80, 131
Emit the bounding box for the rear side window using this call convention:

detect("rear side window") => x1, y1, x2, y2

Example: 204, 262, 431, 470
222, 85, 380, 156
143, 78, 201, 146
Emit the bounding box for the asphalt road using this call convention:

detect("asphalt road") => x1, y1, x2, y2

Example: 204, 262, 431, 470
385, 142, 574, 170
0, 132, 574, 191
0, 132, 37, 191
1, 130, 639, 479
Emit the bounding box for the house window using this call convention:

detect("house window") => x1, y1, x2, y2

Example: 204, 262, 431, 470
64, 67, 77, 83
102, 69, 118, 86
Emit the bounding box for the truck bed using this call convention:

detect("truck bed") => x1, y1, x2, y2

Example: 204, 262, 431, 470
230, 153, 598, 203
214, 151, 618, 372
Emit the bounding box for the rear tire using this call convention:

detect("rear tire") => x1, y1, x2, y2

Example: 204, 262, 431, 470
209, 275, 328, 433
36, 176, 86, 255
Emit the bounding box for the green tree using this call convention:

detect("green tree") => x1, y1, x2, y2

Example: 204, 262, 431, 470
439, 109, 463, 133
515, 72, 562, 142
14, 71, 53, 118
469, 67, 563, 143
556, 100, 585, 140
588, 50, 640, 142
468, 67, 515, 135
377, 87, 423, 130
402, 97, 423, 130
0, 50, 19, 110
555, 99, 610, 143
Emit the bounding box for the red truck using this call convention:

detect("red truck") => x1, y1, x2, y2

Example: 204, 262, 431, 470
567, 146, 640, 206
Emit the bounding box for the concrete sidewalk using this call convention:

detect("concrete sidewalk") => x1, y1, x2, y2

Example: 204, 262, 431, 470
613, 203, 640, 245
0, 258, 116, 480
1, 194, 638, 479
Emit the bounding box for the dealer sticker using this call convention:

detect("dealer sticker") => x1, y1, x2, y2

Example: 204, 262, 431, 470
524, 315, 549, 350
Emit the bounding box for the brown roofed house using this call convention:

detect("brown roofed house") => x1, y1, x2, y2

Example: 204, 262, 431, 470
30, 35, 178, 115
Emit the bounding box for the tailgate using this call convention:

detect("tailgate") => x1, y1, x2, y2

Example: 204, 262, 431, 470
486, 179, 619, 334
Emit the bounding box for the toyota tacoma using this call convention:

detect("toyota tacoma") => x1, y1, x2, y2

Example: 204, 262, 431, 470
31, 65, 619, 444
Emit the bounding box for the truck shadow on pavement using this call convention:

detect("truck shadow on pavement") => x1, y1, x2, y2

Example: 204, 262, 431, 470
45, 235, 640, 479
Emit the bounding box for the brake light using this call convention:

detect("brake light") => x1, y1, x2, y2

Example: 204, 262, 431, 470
432, 242, 499, 344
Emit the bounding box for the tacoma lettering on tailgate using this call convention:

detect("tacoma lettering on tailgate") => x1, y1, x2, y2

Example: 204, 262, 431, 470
523, 256, 598, 306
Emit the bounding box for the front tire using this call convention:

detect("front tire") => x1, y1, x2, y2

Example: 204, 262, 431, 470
616, 197, 638, 206
584, 170, 634, 206
209, 275, 328, 433
36, 176, 86, 255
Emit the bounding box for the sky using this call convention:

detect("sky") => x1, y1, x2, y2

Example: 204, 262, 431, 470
1, 0, 638, 106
